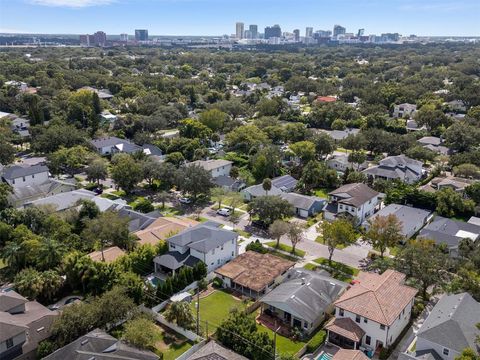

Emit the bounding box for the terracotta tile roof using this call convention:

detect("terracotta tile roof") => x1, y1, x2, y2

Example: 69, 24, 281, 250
317, 96, 337, 102
334, 270, 418, 326
214, 251, 294, 292
88, 246, 126, 263
333, 349, 370, 360
325, 317, 365, 342
134, 217, 198, 246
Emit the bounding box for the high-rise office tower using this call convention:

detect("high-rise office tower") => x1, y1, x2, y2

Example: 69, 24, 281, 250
264, 24, 282, 39
333, 25, 346, 37
305, 27, 313, 38
120, 33, 128, 42
135, 29, 149, 42
93, 31, 106, 46
249, 24, 258, 39
357, 28, 365, 37
236, 22, 245, 39
293, 29, 300, 42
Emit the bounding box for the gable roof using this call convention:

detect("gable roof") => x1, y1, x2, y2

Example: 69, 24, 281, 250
90, 136, 143, 153
88, 246, 126, 263
261, 269, 347, 323
280, 192, 325, 211
0, 290, 28, 312
135, 216, 198, 246
118, 208, 161, 232
242, 183, 283, 197
417, 292, 480, 353
334, 270, 418, 326
329, 183, 379, 207
186, 340, 248, 360
379, 155, 423, 169
418, 216, 480, 250
24, 189, 96, 211
167, 222, 237, 253
188, 159, 232, 171
333, 349, 371, 360
271, 175, 298, 191
215, 251, 294, 292
43, 328, 159, 360
2, 164, 49, 180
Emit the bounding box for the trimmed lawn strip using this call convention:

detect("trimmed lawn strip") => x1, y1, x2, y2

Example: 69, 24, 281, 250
313, 258, 359, 282
312, 188, 332, 198
315, 236, 346, 249
265, 242, 306, 257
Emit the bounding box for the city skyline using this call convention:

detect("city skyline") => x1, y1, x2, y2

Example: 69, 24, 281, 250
1, 0, 480, 36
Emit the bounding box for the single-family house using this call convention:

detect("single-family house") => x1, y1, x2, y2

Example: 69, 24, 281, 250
333, 349, 370, 360
134, 216, 199, 246
5, 80, 28, 92
423, 177, 475, 195
1, 164, 49, 188
280, 192, 326, 218
400, 293, 479, 360
9, 116, 30, 138
7, 179, 78, 208
187, 159, 232, 178
0, 291, 58, 360
99, 111, 117, 123
260, 269, 347, 334
364, 204, 433, 240
271, 175, 298, 192
324, 183, 380, 225
23, 189, 96, 211
154, 221, 238, 274
417, 216, 480, 257
118, 208, 161, 232
406, 119, 427, 132
241, 183, 283, 201
393, 103, 417, 118
43, 329, 159, 360
417, 136, 450, 155
80, 86, 114, 100
362, 155, 423, 184
215, 251, 294, 299
212, 175, 246, 192
327, 153, 368, 173
326, 270, 417, 352
90, 136, 161, 157
88, 246, 126, 263
445, 100, 467, 113
185, 340, 248, 360
317, 128, 360, 142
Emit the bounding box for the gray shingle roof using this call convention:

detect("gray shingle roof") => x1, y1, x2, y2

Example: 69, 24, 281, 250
417, 292, 480, 353
154, 251, 191, 270
186, 340, 248, 360
261, 269, 347, 324
243, 183, 283, 197
118, 208, 161, 232
365, 204, 431, 238
0, 290, 28, 312
280, 192, 325, 211
188, 159, 232, 171
90, 136, 143, 153
24, 189, 96, 211
271, 175, 298, 191
418, 216, 480, 250
329, 183, 379, 207
1, 164, 49, 180
167, 223, 237, 253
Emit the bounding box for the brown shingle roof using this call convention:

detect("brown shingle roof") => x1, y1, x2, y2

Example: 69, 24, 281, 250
325, 317, 365, 342
135, 217, 198, 246
334, 270, 418, 326
214, 251, 294, 292
333, 349, 370, 360
329, 183, 379, 208
88, 246, 126, 263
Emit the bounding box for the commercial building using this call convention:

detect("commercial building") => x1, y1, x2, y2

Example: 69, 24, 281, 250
333, 25, 346, 37
293, 29, 300, 42
305, 27, 313, 38
236, 22, 244, 39
135, 29, 149, 42
264, 24, 282, 39
249, 24, 258, 39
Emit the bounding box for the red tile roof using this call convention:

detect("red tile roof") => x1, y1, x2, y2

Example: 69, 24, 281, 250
325, 317, 365, 342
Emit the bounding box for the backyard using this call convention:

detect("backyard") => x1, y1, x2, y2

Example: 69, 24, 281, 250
256, 317, 307, 356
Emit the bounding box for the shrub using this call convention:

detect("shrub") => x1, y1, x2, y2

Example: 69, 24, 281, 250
212, 277, 223, 288
305, 330, 326, 353
132, 198, 154, 213
246, 239, 267, 254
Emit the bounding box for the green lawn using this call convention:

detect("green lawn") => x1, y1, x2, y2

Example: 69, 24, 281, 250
303, 263, 318, 271
100, 193, 120, 200
256, 321, 307, 355
190, 290, 246, 335
313, 258, 359, 282
159, 329, 193, 360
234, 229, 252, 238
158, 206, 184, 216
265, 242, 306, 257
312, 188, 332, 198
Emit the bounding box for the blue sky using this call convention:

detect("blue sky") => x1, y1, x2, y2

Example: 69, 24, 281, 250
0, 0, 479, 36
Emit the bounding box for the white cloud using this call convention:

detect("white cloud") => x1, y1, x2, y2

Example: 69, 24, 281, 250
29, 0, 115, 8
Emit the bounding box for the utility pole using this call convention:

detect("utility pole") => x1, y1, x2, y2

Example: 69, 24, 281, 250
196, 289, 200, 335
273, 323, 280, 360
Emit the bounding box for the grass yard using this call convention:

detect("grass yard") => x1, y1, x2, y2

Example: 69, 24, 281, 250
312, 188, 332, 198
313, 258, 359, 282
100, 193, 120, 200
190, 290, 247, 335
303, 263, 318, 271
157, 205, 184, 216
156, 326, 193, 360
265, 242, 306, 257
234, 229, 252, 238
256, 321, 307, 356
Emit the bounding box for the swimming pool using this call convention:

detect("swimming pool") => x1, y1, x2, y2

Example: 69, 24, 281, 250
316, 352, 333, 360
146, 275, 164, 288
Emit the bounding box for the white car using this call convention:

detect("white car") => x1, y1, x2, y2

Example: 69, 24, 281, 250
179, 197, 192, 204
216, 208, 231, 216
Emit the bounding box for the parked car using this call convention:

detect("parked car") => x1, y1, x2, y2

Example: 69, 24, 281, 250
179, 197, 192, 204
216, 208, 231, 216
252, 219, 268, 229
48, 295, 83, 310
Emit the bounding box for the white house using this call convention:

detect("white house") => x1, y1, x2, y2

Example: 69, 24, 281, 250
324, 183, 380, 225
153, 221, 238, 274
187, 159, 232, 178
362, 155, 423, 184
90, 136, 162, 157
393, 103, 417, 118
1, 164, 49, 188
326, 270, 417, 352
327, 153, 368, 173
400, 293, 480, 360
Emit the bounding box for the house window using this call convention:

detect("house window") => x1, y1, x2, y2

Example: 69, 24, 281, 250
231, 251, 234, 256
221, 246, 224, 251
32, 174, 35, 178
6, 338, 14, 348
380, 324, 385, 330
339, 205, 343, 210
339, 309, 344, 316
12, 179, 15, 184
355, 315, 361, 323
365, 336, 371, 346
364, 318, 368, 324
171, 244, 176, 249
217, 259, 220, 264
303, 321, 308, 329
443, 349, 449, 356
23, 176, 26, 182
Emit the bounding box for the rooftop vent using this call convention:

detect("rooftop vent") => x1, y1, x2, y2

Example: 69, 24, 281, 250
81, 339, 89, 346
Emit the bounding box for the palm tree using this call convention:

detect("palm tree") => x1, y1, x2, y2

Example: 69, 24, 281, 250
41, 270, 64, 301
262, 178, 272, 196
1, 241, 24, 271
164, 301, 195, 330
38, 238, 66, 270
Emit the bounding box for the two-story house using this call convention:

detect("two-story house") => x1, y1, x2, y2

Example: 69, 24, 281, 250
1, 164, 49, 188
393, 103, 417, 118
187, 159, 233, 178
325, 270, 417, 353
0, 291, 58, 360
323, 183, 380, 225
362, 155, 423, 184
153, 221, 238, 274
400, 292, 479, 360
